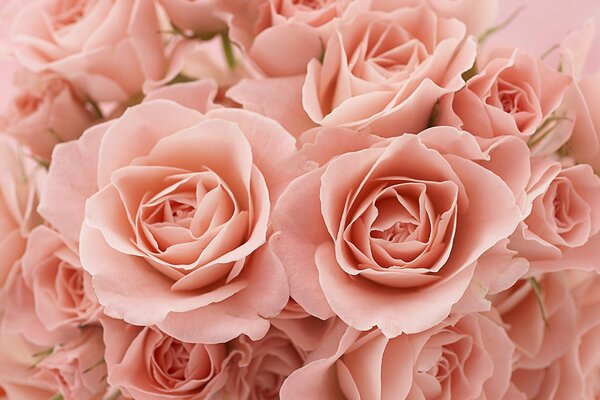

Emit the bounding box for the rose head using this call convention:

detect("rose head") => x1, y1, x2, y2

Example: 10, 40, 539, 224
302, 2, 477, 136
5, 0, 173, 102
272, 126, 527, 336
69, 99, 299, 343
280, 314, 514, 400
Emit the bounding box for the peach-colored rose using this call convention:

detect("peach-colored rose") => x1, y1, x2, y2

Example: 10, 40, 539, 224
159, 0, 227, 34
60, 99, 300, 343
280, 314, 514, 400
0, 136, 45, 291
103, 317, 229, 400
438, 48, 571, 139
3, 0, 174, 102
301, 2, 476, 137
272, 126, 527, 336
508, 272, 600, 399
509, 157, 600, 269
0, 70, 95, 161
0, 329, 59, 400
33, 327, 108, 400
103, 316, 305, 400
222, 0, 355, 77
3, 225, 101, 346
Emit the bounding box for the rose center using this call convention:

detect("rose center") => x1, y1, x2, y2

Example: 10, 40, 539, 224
375, 221, 418, 243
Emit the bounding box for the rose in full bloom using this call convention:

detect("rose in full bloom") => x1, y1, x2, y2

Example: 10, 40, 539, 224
3, 225, 101, 346
509, 158, 600, 268
272, 126, 528, 336
3, 0, 176, 102
52, 97, 300, 343
280, 314, 514, 400
0, 70, 94, 161
0, 136, 44, 290
301, 2, 476, 137
103, 317, 304, 400
437, 48, 571, 139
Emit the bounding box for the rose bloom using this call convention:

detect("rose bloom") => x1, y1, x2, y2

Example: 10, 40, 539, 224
3, 225, 101, 346
3, 0, 176, 102
0, 70, 94, 161
44, 94, 301, 343
280, 314, 514, 400
227, 0, 497, 136
272, 126, 528, 336
0, 136, 45, 290
301, 1, 477, 137
102, 317, 304, 400
438, 48, 571, 139
159, 0, 227, 34
507, 272, 600, 399
509, 157, 600, 270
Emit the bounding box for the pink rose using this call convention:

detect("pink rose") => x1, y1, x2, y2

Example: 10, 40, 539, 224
222, 0, 355, 77
3, 225, 101, 346
301, 2, 477, 137
102, 317, 304, 400
280, 314, 514, 400
0, 137, 45, 290
54, 97, 300, 343
508, 272, 600, 399
509, 158, 600, 269
33, 327, 108, 400
159, 0, 227, 34
438, 48, 571, 139
4, 0, 175, 102
102, 317, 229, 400
0, 70, 95, 161
272, 126, 527, 336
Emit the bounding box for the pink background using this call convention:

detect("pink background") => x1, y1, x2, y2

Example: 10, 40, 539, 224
490, 0, 600, 71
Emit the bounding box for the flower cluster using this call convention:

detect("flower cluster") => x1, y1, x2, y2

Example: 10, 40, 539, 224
0, 1, 599, 399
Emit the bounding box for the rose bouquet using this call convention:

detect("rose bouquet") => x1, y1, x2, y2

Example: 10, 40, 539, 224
0, 0, 599, 399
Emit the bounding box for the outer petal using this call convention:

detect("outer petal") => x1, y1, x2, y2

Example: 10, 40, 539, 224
227, 76, 317, 137
157, 245, 289, 343
271, 168, 334, 319
38, 123, 106, 242
79, 223, 246, 325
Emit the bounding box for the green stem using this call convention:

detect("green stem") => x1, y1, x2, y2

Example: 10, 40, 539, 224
221, 31, 236, 70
